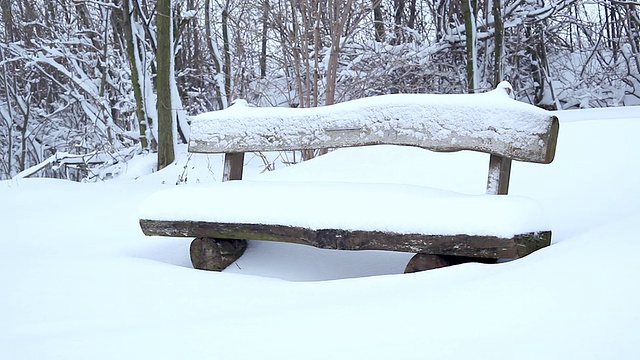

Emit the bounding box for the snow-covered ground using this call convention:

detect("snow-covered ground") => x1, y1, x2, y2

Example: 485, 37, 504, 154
1, 107, 639, 359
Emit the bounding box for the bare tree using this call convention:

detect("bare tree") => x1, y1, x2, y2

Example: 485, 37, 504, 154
120, 0, 155, 150
372, 0, 385, 42
157, 0, 174, 170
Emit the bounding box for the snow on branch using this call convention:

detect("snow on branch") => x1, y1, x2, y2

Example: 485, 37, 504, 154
12, 151, 108, 180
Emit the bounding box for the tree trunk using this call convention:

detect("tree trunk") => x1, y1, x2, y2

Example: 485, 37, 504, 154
313, 12, 320, 107
260, 0, 269, 79
407, 0, 417, 30
157, 0, 174, 170
393, 0, 405, 44
372, 0, 385, 42
1, 0, 14, 42
204, 0, 225, 109
221, 2, 232, 105
0, 2, 14, 176
289, 0, 304, 108
121, 0, 149, 150
462, 0, 478, 93
492, 0, 503, 86
19, 100, 29, 173
74, 2, 93, 30
0, 48, 13, 177
299, 0, 312, 109
528, 24, 546, 105
325, 0, 354, 105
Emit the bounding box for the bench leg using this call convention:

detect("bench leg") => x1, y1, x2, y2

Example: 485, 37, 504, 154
404, 254, 498, 273
404, 254, 453, 273
190, 237, 247, 271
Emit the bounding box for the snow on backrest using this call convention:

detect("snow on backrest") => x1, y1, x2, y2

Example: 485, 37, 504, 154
189, 82, 559, 164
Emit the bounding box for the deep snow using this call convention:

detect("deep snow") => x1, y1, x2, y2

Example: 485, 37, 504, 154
1, 107, 639, 359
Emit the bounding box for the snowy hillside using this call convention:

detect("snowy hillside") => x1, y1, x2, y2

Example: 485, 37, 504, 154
1, 107, 639, 359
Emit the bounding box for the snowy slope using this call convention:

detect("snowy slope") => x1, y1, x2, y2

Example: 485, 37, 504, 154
0, 107, 639, 360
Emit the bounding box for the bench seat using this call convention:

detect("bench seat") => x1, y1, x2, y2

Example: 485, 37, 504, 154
139, 180, 551, 259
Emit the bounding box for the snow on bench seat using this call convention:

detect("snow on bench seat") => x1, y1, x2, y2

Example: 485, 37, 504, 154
139, 181, 550, 258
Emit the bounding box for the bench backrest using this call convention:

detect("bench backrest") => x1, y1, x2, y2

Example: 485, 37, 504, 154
189, 82, 559, 195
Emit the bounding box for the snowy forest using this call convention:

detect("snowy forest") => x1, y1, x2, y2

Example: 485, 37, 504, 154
0, 0, 638, 181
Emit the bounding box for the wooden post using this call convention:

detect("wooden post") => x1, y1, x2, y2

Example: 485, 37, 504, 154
223, 152, 244, 181
486, 154, 512, 195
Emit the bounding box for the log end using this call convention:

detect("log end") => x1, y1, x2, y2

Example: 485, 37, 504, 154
190, 237, 247, 271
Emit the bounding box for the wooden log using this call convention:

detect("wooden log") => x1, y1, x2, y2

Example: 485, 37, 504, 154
486, 154, 512, 195
139, 219, 551, 259
404, 254, 453, 272
223, 152, 244, 181
190, 237, 247, 271
546, 118, 560, 163
404, 254, 498, 273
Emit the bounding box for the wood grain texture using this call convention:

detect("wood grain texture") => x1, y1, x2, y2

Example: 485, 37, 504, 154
190, 237, 247, 271
404, 254, 498, 273
487, 154, 512, 195
140, 219, 551, 259
223, 152, 244, 181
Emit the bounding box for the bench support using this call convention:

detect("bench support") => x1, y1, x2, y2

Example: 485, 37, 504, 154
487, 155, 512, 195
404, 254, 497, 273
223, 152, 245, 181
190, 237, 247, 271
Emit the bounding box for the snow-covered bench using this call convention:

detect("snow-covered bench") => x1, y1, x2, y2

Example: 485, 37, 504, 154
139, 82, 559, 272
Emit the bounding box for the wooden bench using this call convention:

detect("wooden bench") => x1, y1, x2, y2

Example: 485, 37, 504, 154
139, 82, 559, 273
